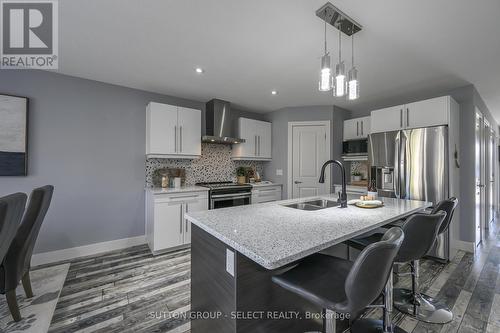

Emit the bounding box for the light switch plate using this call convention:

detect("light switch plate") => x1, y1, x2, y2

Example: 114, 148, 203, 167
226, 249, 234, 277
276, 169, 283, 176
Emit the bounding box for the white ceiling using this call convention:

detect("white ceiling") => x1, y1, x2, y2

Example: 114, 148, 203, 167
58, 0, 500, 120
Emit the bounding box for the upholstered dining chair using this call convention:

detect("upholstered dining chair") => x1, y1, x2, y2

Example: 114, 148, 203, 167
1, 185, 54, 322
0, 193, 27, 262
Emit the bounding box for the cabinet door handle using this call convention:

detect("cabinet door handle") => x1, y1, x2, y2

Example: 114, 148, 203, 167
185, 203, 189, 233
255, 136, 257, 155
356, 121, 359, 136
400, 109, 403, 128
406, 108, 409, 127
174, 126, 177, 152
258, 136, 261, 156
361, 121, 364, 136
179, 126, 183, 152
179, 204, 183, 234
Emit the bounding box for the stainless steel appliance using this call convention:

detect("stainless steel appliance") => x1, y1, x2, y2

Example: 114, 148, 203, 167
201, 99, 245, 144
197, 182, 252, 209
342, 139, 368, 161
369, 126, 450, 261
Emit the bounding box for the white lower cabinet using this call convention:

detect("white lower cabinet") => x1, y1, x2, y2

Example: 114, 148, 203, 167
251, 185, 282, 204
146, 190, 208, 254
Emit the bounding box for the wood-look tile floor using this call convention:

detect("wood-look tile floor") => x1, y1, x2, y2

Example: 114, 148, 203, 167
45, 218, 500, 333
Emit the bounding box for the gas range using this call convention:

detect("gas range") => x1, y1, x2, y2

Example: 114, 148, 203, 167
196, 181, 252, 190
196, 182, 252, 209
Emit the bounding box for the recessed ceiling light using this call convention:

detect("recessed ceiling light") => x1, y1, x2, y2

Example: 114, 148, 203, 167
195, 67, 204, 74
271, 90, 278, 95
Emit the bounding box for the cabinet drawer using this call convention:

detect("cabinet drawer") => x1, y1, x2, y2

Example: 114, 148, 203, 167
154, 192, 208, 204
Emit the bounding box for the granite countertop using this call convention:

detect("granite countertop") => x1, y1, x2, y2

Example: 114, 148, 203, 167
185, 194, 431, 270
250, 182, 282, 187
146, 186, 209, 194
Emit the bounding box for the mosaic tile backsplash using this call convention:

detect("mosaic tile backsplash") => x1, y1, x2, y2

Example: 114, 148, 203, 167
145, 143, 265, 186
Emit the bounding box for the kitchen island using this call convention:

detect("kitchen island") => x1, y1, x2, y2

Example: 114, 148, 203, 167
185, 194, 430, 332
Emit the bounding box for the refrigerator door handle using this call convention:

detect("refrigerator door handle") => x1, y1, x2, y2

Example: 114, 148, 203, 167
400, 131, 408, 199
394, 132, 400, 198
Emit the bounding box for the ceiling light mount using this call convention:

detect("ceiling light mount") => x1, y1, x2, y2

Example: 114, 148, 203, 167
315, 2, 362, 36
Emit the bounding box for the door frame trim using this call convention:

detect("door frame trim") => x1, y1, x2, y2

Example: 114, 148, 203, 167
287, 120, 331, 199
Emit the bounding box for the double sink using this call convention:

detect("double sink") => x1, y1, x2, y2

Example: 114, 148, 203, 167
283, 199, 340, 211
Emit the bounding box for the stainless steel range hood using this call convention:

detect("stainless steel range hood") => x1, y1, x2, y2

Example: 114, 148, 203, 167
202, 99, 245, 144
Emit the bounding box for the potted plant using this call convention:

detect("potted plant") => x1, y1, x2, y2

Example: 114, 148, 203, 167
351, 171, 362, 182
236, 167, 247, 184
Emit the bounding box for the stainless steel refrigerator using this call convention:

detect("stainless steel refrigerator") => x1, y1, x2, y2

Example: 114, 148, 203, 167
368, 126, 449, 261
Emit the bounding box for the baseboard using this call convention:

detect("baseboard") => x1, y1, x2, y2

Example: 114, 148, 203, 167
31, 235, 147, 267
452, 240, 475, 254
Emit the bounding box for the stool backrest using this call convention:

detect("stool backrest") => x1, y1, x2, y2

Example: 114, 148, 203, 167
0, 193, 27, 261
431, 197, 458, 235
396, 211, 447, 263
3, 186, 53, 289
344, 227, 404, 314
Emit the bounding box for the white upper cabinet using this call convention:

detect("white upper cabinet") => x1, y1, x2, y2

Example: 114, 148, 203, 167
404, 96, 450, 129
177, 106, 202, 156
371, 105, 406, 133
146, 102, 201, 158
232, 118, 272, 160
371, 96, 453, 133
343, 116, 371, 140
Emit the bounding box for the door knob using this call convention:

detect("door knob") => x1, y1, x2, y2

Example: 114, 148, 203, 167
294, 181, 302, 184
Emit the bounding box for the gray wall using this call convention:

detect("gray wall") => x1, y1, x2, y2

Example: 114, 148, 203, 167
0, 70, 263, 253
345, 85, 499, 244
263, 105, 349, 199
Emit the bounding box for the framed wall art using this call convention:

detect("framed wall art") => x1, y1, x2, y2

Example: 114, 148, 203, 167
0, 94, 28, 176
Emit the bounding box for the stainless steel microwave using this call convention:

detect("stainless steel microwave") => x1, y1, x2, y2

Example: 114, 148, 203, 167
342, 139, 368, 161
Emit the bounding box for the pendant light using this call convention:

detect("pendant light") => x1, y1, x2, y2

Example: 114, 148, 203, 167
318, 9, 332, 91
348, 34, 359, 100
333, 20, 346, 97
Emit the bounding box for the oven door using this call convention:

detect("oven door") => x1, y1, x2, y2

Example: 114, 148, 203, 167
210, 192, 251, 209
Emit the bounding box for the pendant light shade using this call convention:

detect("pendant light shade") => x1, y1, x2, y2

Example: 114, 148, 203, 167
333, 21, 346, 97
348, 35, 359, 100
319, 54, 332, 91
348, 66, 359, 100
334, 61, 346, 97
318, 9, 332, 91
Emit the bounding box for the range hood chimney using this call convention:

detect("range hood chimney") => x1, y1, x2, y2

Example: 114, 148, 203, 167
202, 99, 245, 144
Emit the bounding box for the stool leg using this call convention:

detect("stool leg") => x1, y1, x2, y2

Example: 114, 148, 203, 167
6, 290, 21, 322
22, 271, 34, 298
324, 309, 336, 333
351, 268, 407, 333
394, 260, 453, 324
383, 272, 394, 333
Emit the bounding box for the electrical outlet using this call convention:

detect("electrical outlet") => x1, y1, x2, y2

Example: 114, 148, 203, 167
226, 249, 234, 277
276, 169, 283, 176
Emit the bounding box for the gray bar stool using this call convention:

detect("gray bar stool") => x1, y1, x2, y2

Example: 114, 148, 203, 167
347, 211, 451, 324
393, 198, 457, 323
272, 227, 405, 333
0, 193, 28, 322
1, 185, 54, 322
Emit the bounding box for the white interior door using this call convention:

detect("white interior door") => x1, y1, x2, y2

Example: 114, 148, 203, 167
289, 122, 330, 199
484, 121, 492, 228
488, 128, 495, 225
475, 111, 485, 246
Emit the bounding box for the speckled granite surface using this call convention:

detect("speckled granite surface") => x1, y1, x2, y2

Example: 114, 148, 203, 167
146, 186, 209, 195
185, 194, 431, 270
